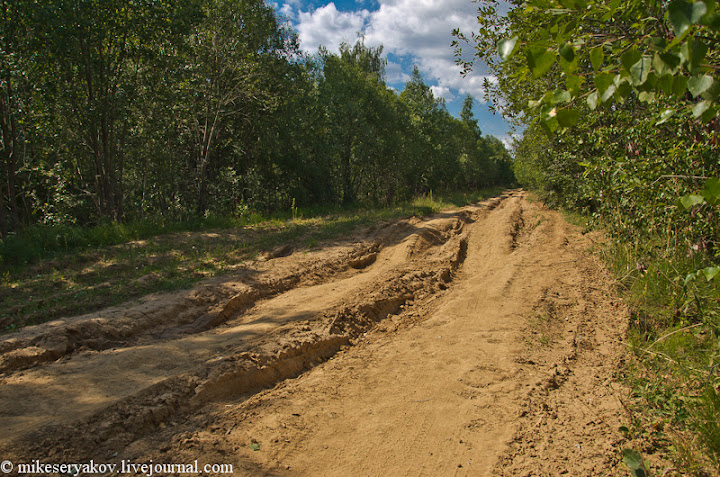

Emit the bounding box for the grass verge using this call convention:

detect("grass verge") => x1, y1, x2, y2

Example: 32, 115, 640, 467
0, 187, 505, 333
593, 233, 720, 475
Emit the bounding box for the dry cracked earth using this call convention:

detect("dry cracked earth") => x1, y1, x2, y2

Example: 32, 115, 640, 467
0, 191, 633, 476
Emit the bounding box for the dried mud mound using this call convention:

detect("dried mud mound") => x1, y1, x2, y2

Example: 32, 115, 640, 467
0, 191, 633, 476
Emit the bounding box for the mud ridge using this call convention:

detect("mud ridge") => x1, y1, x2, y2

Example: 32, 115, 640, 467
508, 204, 525, 251
9, 334, 351, 462
0, 242, 386, 373
327, 236, 468, 337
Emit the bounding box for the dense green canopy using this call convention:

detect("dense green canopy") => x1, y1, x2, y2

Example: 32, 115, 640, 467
0, 0, 512, 237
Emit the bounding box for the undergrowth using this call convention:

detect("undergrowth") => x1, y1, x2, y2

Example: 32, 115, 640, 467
597, 235, 720, 475
0, 187, 505, 333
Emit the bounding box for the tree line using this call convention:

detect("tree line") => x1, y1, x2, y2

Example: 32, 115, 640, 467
0, 0, 512, 238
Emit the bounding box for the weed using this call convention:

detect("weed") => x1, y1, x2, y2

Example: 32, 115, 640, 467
696, 386, 720, 467
622, 448, 648, 477
291, 198, 299, 221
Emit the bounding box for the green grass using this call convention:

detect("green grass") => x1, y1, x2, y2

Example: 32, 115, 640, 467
595, 235, 720, 474
0, 188, 505, 333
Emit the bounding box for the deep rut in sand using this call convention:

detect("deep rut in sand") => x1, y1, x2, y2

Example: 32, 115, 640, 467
0, 191, 632, 476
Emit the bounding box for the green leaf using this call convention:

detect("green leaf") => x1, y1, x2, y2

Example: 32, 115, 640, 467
701, 105, 717, 122
595, 72, 614, 94
527, 46, 557, 78
680, 40, 693, 63
587, 91, 599, 109
688, 75, 714, 96
629, 57, 652, 85
590, 46, 604, 71
616, 79, 633, 101
704, 10, 720, 27
702, 177, 720, 204
643, 72, 658, 89
551, 89, 572, 104
691, 38, 709, 65
653, 52, 682, 75
556, 108, 580, 127
497, 37, 519, 61
566, 74, 585, 95
558, 0, 587, 9
647, 36, 668, 51
602, 84, 617, 102
693, 100, 712, 117
639, 91, 656, 103
656, 109, 675, 124
539, 115, 560, 134
559, 43, 575, 62
602, 0, 621, 20
658, 73, 674, 95
702, 266, 720, 282
701, 78, 720, 99
621, 49, 642, 72
678, 194, 706, 209
668, 0, 708, 36
622, 449, 645, 472
672, 75, 689, 98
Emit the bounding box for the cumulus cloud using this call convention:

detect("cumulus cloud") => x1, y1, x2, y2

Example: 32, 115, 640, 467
280, 0, 497, 101
294, 3, 370, 53
385, 61, 410, 84
430, 85, 455, 101
364, 0, 493, 100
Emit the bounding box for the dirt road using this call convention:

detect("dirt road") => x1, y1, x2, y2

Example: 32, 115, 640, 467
0, 191, 630, 475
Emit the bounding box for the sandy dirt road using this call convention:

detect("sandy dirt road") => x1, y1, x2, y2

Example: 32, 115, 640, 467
0, 191, 630, 475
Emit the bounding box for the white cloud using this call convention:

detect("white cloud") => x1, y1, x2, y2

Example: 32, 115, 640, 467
385, 61, 410, 84
430, 85, 455, 101
363, 0, 492, 101
283, 0, 497, 102
499, 134, 512, 151
294, 3, 370, 54
497, 132, 521, 151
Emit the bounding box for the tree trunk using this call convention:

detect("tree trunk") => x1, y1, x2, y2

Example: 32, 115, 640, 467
0, 178, 7, 239
0, 79, 20, 233
197, 157, 208, 215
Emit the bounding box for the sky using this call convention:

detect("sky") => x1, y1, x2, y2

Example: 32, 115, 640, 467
271, 0, 515, 148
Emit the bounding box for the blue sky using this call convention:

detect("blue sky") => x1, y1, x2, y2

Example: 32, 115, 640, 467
271, 0, 515, 147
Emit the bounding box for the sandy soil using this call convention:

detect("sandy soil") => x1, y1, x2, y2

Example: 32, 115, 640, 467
0, 191, 632, 475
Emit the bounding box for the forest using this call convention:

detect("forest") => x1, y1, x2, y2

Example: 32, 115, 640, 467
456, 0, 720, 470
0, 0, 512, 252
